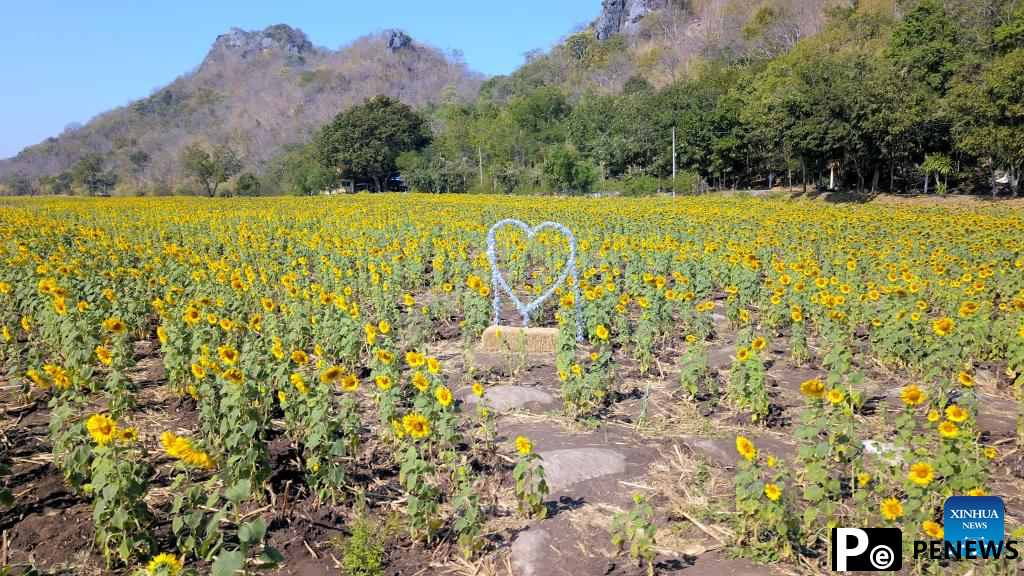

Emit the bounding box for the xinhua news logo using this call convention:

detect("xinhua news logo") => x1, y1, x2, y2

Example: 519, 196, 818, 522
831, 527, 903, 571
912, 495, 1019, 561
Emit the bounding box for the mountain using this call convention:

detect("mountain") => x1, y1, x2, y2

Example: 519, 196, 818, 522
483, 0, 843, 101
0, 25, 483, 185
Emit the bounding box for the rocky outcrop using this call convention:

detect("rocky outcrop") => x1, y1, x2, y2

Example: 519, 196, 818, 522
595, 0, 670, 39
212, 24, 313, 59
386, 30, 413, 52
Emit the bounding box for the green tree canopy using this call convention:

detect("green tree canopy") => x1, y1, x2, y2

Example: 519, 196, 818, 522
313, 95, 431, 192
179, 142, 241, 197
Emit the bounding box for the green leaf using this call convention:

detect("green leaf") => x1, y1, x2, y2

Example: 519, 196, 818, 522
259, 546, 284, 567
225, 479, 251, 503
239, 518, 267, 546
211, 549, 244, 576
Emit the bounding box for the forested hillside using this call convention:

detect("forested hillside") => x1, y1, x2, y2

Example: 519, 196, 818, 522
407, 0, 1024, 196
2, 0, 1023, 197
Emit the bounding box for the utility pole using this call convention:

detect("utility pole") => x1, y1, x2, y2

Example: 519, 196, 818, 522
671, 126, 677, 198
478, 146, 484, 188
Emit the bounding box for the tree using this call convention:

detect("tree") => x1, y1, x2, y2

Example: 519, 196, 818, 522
921, 153, 952, 194
179, 141, 241, 196
37, 172, 72, 195
1, 174, 35, 196
235, 172, 261, 196
950, 49, 1024, 196
313, 95, 431, 192
885, 0, 962, 93
542, 147, 597, 194
265, 146, 334, 196
128, 150, 151, 185
71, 154, 117, 196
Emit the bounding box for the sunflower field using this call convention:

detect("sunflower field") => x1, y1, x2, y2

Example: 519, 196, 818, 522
1, 194, 1023, 575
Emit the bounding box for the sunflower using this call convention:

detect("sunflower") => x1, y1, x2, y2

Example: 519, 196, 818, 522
735, 436, 757, 461
86, 413, 118, 446
800, 378, 826, 399
321, 366, 343, 384
427, 357, 441, 374
472, 382, 484, 397
218, 345, 239, 365
945, 405, 967, 423
881, 497, 904, 520
595, 324, 609, 340
984, 447, 996, 459
403, 293, 415, 307
927, 409, 940, 422
182, 449, 213, 469
435, 385, 453, 407
378, 320, 391, 334
937, 421, 959, 438
967, 488, 986, 497
402, 413, 430, 438
364, 323, 376, 344
222, 368, 245, 385
909, 462, 935, 486
95, 345, 113, 365
857, 472, 871, 486
764, 483, 782, 501
736, 347, 750, 362
932, 317, 954, 337
827, 388, 845, 404
146, 552, 183, 576
405, 351, 426, 368
751, 337, 766, 350
515, 435, 533, 455
375, 349, 394, 364
270, 338, 284, 360
922, 521, 943, 540
119, 427, 139, 442
900, 385, 926, 406
291, 350, 309, 365
956, 371, 974, 387
161, 432, 191, 458
340, 374, 359, 392
156, 326, 168, 344
53, 297, 67, 315
391, 419, 405, 438
290, 373, 309, 394
412, 371, 429, 391
103, 317, 127, 334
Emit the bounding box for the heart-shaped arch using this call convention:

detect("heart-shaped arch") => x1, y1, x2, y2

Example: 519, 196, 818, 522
486, 219, 584, 341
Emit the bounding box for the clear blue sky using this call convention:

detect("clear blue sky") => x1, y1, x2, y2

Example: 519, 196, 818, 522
0, 0, 599, 159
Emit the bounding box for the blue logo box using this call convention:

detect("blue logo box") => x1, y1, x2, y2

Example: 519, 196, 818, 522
944, 496, 1005, 557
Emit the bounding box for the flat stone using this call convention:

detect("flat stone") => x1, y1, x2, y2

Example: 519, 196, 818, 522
464, 385, 556, 412
706, 344, 736, 370
683, 436, 796, 468
539, 448, 626, 492
510, 528, 551, 576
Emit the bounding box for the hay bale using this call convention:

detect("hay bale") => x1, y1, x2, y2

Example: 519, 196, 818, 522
478, 325, 560, 355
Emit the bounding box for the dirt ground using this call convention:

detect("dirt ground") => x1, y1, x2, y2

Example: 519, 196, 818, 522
2, 302, 1023, 575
